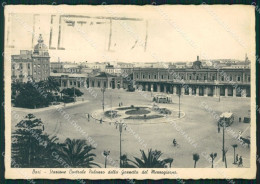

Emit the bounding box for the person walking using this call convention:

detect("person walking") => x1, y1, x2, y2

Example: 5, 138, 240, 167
238, 156, 243, 167
100, 118, 102, 124
88, 113, 90, 122
218, 122, 220, 133
236, 154, 239, 164
172, 139, 177, 147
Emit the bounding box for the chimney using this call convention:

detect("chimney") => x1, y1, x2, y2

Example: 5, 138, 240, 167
197, 56, 199, 61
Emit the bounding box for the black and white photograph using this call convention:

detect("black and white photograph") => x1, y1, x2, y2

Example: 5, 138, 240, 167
3, 4, 256, 180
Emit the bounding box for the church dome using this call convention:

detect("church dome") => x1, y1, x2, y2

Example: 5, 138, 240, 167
33, 34, 49, 56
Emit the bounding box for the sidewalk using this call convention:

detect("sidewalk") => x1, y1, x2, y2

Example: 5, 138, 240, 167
12, 100, 89, 113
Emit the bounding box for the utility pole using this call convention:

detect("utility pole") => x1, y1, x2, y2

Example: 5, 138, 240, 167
73, 86, 75, 103
119, 122, 123, 168
222, 120, 225, 162
101, 88, 105, 111
178, 85, 181, 118
110, 94, 112, 119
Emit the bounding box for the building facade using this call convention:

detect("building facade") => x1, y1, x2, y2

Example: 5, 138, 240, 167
50, 73, 88, 89
11, 34, 50, 83
133, 57, 250, 97
88, 72, 124, 89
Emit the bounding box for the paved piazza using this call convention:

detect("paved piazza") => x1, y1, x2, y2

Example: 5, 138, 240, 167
12, 88, 251, 168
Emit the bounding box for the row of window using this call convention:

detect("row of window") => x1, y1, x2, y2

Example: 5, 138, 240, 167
12, 63, 31, 70
12, 63, 49, 70
135, 74, 249, 82
34, 64, 49, 68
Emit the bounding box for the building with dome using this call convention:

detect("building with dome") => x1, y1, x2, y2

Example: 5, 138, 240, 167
11, 34, 50, 83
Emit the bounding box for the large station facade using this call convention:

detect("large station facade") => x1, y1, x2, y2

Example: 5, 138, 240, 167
133, 59, 250, 97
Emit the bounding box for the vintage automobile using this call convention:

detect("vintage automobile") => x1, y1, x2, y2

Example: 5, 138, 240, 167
218, 112, 234, 127
153, 94, 172, 103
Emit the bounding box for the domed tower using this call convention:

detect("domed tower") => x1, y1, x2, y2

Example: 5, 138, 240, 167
32, 34, 50, 82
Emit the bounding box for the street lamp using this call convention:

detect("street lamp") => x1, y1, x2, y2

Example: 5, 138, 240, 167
73, 86, 76, 103
103, 150, 110, 168
118, 122, 123, 168
222, 119, 226, 162
216, 71, 220, 102
101, 87, 106, 111
178, 85, 181, 118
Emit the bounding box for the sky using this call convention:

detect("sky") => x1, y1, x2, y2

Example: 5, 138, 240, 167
5, 5, 255, 63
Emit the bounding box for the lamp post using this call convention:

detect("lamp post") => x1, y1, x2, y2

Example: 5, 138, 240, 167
178, 85, 181, 118
73, 86, 76, 103
101, 87, 106, 111
216, 71, 220, 102
118, 122, 123, 168
103, 150, 110, 168
222, 120, 226, 162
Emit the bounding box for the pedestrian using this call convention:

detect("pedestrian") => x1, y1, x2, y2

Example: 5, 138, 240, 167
238, 156, 243, 167
119, 103, 121, 107
100, 118, 102, 124
238, 131, 242, 140
121, 102, 123, 106
236, 154, 239, 164
218, 126, 220, 133
173, 139, 177, 147
88, 113, 90, 122
239, 117, 241, 122
42, 125, 45, 131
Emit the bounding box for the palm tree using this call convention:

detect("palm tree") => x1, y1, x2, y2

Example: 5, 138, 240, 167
120, 154, 135, 168
193, 153, 200, 168
232, 144, 238, 164
209, 153, 217, 168
166, 158, 174, 168
129, 149, 173, 168
56, 138, 100, 168
224, 148, 228, 168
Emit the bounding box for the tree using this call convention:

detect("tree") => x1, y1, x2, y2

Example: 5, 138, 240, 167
128, 149, 173, 168
120, 154, 135, 168
193, 153, 200, 168
55, 138, 100, 168
61, 87, 84, 98
12, 114, 56, 167
209, 153, 217, 168
11, 82, 24, 100
14, 82, 52, 108
224, 148, 228, 168
44, 77, 60, 93
232, 144, 238, 164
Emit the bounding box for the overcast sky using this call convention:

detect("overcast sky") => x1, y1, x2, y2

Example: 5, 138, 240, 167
5, 5, 255, 63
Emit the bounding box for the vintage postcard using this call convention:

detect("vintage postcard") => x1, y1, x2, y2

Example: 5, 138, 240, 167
4, 4, 256, 180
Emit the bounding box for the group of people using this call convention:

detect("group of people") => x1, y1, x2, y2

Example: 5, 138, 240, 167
118, 102, 123, 107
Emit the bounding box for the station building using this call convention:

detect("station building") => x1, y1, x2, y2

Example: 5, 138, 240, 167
133, 57, 250, 97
